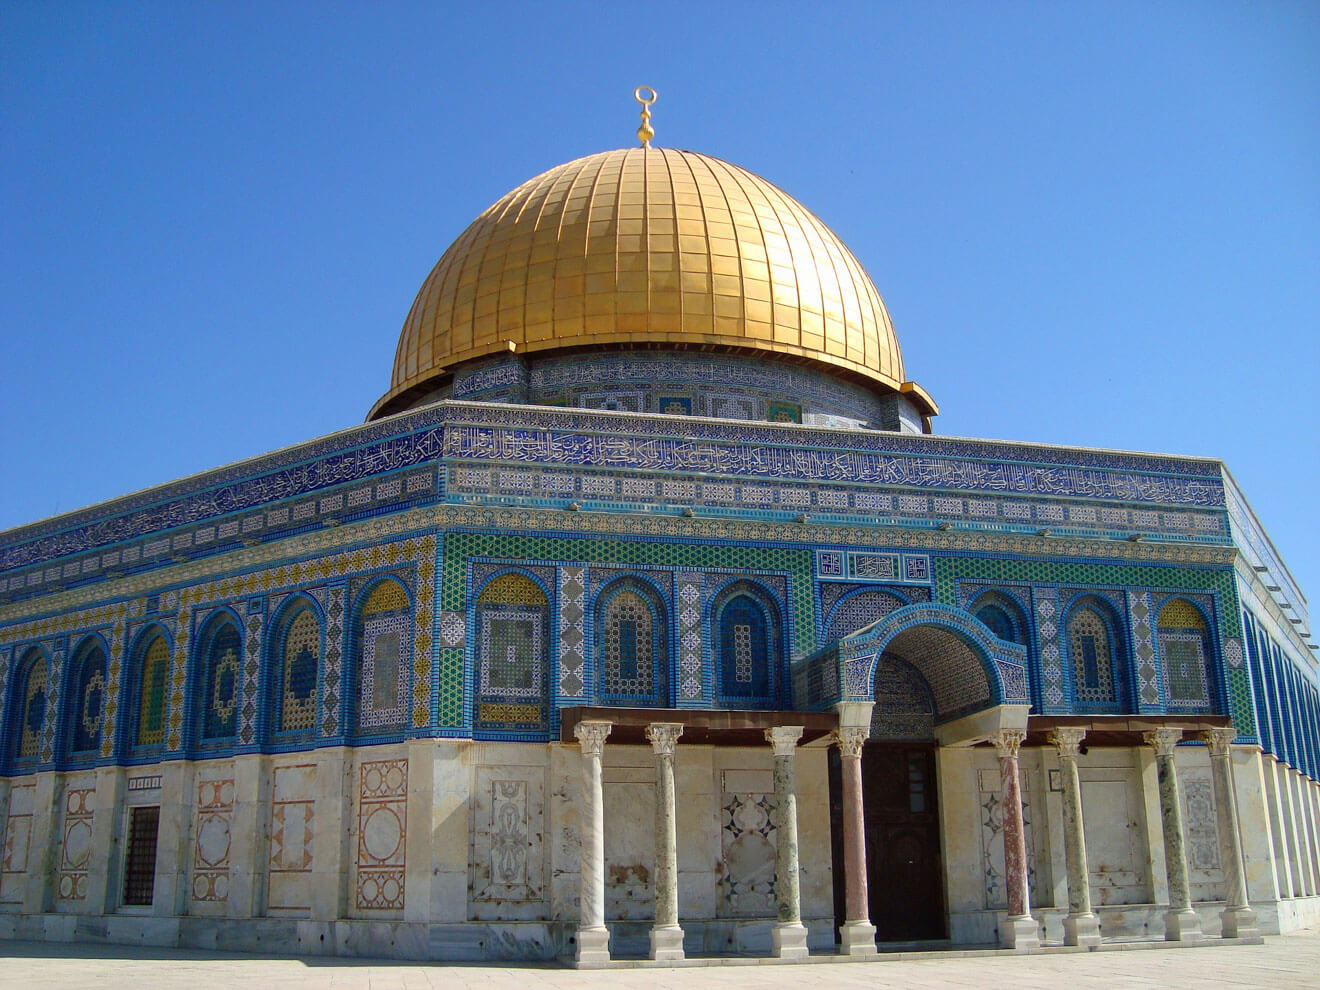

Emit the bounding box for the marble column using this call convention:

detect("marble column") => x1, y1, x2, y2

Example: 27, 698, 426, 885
574, 719, 612, 967
1143, 728, 1202, 942
991, 728, 1039, 950
1199, 728, 1259, 939
833, 726, 877, 954
765, 725, 809, 959
1047, 728, 1100, 947
645, 722, 685, 961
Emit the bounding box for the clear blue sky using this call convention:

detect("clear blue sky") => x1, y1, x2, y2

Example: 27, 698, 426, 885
2, 2, 1317, 604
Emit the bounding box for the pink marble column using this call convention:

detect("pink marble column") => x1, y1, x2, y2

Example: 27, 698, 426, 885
992, 728, 1039, 950
834, 726, 876, 954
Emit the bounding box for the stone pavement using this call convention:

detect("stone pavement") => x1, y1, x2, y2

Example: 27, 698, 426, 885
1, 933, 1316, 990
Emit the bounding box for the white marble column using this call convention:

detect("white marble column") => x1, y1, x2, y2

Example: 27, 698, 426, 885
990, 728, 1039, 951
574, 719, 612, 967
1143, 728, 1202, 942
833, 726, 877, 954
1199, 728, 1259, 939
645, 722, 685, 961
765, 725, 809, 959
1047, 728, 1100, 947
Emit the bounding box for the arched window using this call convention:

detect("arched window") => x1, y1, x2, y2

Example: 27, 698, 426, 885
824, 591, 904, 642
971, 591, 1029, 645
12, 648, 47, 762
1158, 599, 1214, 712
67, 638, 108, 758
134, 634, 170, 748
275, 607, 320, 734
474, 572, 549, 731
714, 584, 781, 707
1065, 599, 1124, 711
354, 579, 412, 735
597, 578, 668, 706
195, 616, 242, 744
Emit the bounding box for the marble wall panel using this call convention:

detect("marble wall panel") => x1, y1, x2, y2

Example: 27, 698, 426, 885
716, 767, 777, 918
976, 752, 1047, 910
0, 782, 34, 905
267, 763, 316, 913
56, 782, 95, 904
355, 758, 407, 912
1079, 758, 1151, 906
191, 776, 235, 905
469, 761, 546, 921
602, 762, 655, 921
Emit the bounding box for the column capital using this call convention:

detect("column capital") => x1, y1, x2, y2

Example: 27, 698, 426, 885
1047, 727, 1088, 759
765, 724, 804, 756
990, 728, 1026, 759
645, 722, 684, 756
1142, 727, 1184, 757
1197, 726, 1237, 756
832, 726, 868, 760
574, 719, 612, 757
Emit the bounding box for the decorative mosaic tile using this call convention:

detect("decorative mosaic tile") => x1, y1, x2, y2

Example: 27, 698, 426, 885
1032, 587, 1066, 712
677, 571, 703, 702
1127, 590, 1162, 711
557, 566, 586, 699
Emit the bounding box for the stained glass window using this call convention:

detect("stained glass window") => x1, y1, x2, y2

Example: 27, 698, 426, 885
279, 609, 320, 733
1158, 599, 1212, 711
136, 636, 169, 747
1068, 606, 1116, 706
355, 579, 411, 734
199, 620, 242, 742
69, 640, 107, 756
599, 580, 667, 705
15, 650, 46, 760
475, 573, 548, 729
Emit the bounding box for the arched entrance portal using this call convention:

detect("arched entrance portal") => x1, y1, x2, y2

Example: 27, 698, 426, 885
824, 608, 1021, 944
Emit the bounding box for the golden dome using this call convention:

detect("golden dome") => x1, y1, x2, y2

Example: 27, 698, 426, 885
372, 147, 934, 420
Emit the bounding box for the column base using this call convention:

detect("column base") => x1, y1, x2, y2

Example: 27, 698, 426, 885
838, 920, 877, 955
999, 914, 1040, 951
771, 921, 810, 959
1163, 908, 1203, 942
1219, 905, 1259, 940
574, 925, 611, 968
649, 923, 686, 962
1062, 912, 1102, 948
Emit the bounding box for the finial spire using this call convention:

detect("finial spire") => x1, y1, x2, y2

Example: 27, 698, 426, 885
634, 86, 657, 148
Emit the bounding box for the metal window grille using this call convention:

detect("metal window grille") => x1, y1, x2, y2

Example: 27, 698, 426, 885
123, 806, 160, 906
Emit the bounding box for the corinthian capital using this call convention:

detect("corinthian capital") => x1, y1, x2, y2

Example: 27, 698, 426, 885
1142, 727, 1183, 757
990, 728, 1026, 759
574, 719, 612, 758
645, 722, 684, 757
1047, 727, 1087, 759
765, 725, 804, 756
1198, 726, 1237, 757
832, 726, 868, 760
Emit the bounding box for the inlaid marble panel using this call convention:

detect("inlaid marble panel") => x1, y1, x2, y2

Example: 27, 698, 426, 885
57, 784, 95, 902
192, 777, 235, 903
356, 758, 407, 911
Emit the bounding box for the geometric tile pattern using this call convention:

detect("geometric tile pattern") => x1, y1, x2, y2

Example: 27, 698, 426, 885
556, 566, 585, 699
41, 647, 63, 764
166, 603, 191, 752
355, 759, 407, 912
676, 571, 703, 701
239, 609, 263, 746
1032, 587, 1065, 712
322, 584, 345, 737
1127, 590, 1162, 710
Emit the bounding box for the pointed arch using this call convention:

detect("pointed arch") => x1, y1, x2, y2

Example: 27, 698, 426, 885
65, 634, 109, 761
473, 570, 550, 732
1157, 597, 1215, 713
712, 580, 783, 707
265, 595, 324, 740
126, 625, 172, 751
192, 609, 244, 749
823, 589, 907, 642
1063, 594, 1128, 712
9, 647, 48, 765
351, 577, 414, 737
595, 575, 670, 707
968, 590, 1030, 646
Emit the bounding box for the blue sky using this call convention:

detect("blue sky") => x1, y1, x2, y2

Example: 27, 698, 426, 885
2, 2, 1317, 602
